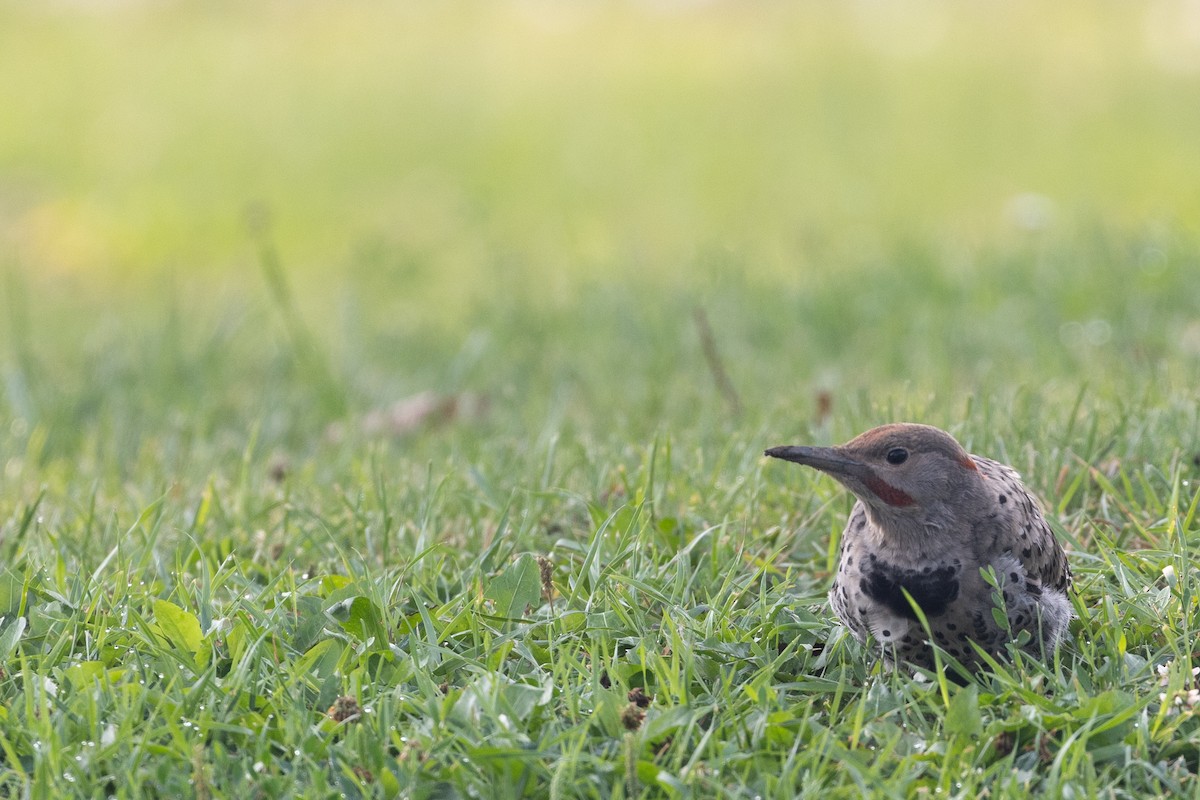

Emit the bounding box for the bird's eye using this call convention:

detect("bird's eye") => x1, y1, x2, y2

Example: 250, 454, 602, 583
886, 448, 909, 465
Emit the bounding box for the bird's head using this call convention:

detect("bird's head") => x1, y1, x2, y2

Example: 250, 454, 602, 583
765, 423, 984, 521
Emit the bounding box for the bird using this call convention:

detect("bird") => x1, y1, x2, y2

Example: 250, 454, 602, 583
765, 423, 1071, 674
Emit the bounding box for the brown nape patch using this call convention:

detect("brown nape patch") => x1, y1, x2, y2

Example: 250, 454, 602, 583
865, 475, 916, 507
960, 455, 978, 471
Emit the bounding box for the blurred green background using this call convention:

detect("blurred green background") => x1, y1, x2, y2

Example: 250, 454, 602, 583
1, 0, 1199, 461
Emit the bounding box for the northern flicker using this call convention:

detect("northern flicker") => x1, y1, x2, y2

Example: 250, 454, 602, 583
766, 423, 1071, 673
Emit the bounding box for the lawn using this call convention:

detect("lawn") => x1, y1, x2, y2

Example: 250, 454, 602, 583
2, 2, 1200, 797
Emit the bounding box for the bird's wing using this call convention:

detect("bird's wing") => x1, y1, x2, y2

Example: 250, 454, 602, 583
974, 456, 1072, 594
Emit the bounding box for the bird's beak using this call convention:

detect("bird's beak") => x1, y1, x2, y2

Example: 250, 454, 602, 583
763, 445, 869, 478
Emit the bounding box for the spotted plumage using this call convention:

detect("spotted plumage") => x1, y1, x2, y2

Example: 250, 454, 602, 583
766, 423, 1071, 674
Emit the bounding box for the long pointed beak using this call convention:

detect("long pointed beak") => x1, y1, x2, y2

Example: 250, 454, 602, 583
763, 445, 867, 477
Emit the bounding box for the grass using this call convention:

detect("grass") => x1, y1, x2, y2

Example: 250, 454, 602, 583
2, 2, 1200, 797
